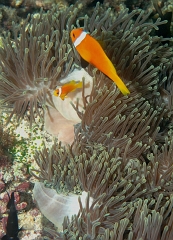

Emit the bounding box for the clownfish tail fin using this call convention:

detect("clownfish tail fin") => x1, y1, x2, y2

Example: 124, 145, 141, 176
113, 75, 130, 95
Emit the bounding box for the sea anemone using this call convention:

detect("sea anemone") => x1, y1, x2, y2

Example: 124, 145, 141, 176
0, 4, 94, 144
0, 6, 78, 125
29, 2, 173, 239
33, 135, 173, 239
0, 0, 173, 238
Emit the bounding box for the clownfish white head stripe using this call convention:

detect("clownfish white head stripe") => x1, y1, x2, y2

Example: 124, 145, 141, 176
74, 31, 87, 47
58, 87, 62, 97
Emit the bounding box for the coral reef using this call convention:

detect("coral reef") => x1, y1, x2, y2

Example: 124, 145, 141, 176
0, 115, 16, 164
0, 1, 173, 239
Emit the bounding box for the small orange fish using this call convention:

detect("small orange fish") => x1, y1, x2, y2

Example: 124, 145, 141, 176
54, 80, 82, 100
70, 28, 130, 95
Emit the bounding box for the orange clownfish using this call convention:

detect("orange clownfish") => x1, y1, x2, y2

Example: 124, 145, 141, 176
70, 28, 130, 95
53, 80, 82, 100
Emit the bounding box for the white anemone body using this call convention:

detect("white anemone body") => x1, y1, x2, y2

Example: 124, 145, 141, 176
44, 69, 93, 144
33, 182, 92, 231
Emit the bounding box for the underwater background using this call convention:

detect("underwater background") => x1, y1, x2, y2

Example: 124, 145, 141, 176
0, 0, 173, 239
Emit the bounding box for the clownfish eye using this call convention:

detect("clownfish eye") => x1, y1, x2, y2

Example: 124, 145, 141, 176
54, 89, 59, 95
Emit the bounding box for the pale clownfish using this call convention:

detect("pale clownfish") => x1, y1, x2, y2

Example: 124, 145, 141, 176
70, 28, 130, 95
54, 80, 83, 100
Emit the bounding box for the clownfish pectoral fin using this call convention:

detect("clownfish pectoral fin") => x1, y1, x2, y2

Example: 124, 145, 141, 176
60, 94, 66, 100
81, 57, 89, 68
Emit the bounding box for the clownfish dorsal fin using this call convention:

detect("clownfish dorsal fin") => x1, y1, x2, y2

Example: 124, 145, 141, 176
68, 80, 76, 85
